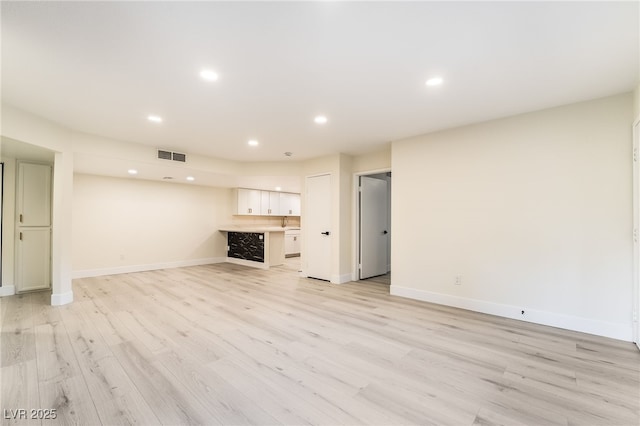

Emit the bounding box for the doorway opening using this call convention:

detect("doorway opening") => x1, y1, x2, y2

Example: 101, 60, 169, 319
356, 170, 391, 285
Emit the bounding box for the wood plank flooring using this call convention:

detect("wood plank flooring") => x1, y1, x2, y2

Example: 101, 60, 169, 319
1, 259, 639, 425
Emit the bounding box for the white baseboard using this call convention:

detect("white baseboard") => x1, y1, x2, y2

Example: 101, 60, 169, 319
331, 273, 353, 285
0, 285, 16, 297
225, 257, 268, 270
51, 291, 73, 306
72, 257, 226, 279
390, 285, 633, 342
297, 269, 343, 283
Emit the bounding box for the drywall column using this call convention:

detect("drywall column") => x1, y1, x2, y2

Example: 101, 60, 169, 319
337, 153, 353, 283
51, 151, 73, 305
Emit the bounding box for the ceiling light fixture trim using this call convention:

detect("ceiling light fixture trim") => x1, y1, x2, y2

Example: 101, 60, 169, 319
200, 69, 219, 81
425, 77, 444, 87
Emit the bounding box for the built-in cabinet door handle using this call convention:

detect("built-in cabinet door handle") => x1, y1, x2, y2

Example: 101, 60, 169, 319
289, 209, 292, 214
19, 232, 23, 241
268, 209, 271, 214
248, 208, 252, 213
383, 230, 388, 234
321, 231, 330, 235
19, 214, 23, 223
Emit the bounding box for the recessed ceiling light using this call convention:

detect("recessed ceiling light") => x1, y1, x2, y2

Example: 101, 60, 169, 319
128, 169, 138, 175
425, 77, 444, 87
314, 115, 328, 124
147, 115, 163, 123
186, 176, 195, 181
200, 69, 219, 81
275, 186, 282, 191
284, 152, 293, 157
248, 140, 259, 147
162, 176, 174, 180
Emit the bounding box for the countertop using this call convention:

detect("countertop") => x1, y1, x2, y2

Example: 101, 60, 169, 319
219, 226, 301, 233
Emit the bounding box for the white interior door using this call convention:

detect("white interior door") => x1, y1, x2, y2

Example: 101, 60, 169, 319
306, 174, 331, 281
360, 175, 389, 279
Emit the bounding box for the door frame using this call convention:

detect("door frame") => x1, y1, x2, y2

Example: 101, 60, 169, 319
633, 117, 640, 350
352, 168, 391, 283
0, 162, 3, 286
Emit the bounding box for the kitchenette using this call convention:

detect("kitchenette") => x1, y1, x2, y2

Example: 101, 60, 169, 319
219, 188, 301, 269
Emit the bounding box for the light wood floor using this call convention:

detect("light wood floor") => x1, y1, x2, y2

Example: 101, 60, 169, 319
361, 272, 391, 286
1, 259, 639, 425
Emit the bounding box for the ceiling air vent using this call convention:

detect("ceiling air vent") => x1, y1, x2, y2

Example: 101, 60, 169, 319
157, 149, 172, 160
172, 152, 186, 162
157, 149, 187, 163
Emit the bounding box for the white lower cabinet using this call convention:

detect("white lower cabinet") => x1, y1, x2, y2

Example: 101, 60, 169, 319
16, 228, 51, 292
285, 229, 301, 256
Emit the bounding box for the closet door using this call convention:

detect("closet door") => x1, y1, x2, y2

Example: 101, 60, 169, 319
18, 162, 51, 226
16, 162, 52, 292
17, 228, 51, 292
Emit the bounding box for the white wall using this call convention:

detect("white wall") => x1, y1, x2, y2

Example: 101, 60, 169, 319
352, 147, 391, 173
72, 174, 231, 277
391, 93, 634, 340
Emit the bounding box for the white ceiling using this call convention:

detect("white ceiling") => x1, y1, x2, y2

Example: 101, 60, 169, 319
1, 1, 638, 167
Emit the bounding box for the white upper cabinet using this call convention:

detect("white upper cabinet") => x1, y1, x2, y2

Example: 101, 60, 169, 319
233, 188, 300, 216
18, 162, 52, 226
260, 191, 281, 215
280, 192, 301, 216
234, 188, 262, 215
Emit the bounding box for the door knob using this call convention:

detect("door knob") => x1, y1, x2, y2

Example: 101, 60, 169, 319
321, 231, 330, 235
383, 230, 388, 234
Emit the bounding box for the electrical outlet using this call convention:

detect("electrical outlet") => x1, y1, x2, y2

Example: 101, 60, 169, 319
454, 275, 462, 285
